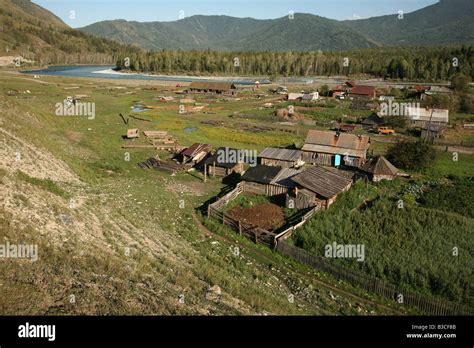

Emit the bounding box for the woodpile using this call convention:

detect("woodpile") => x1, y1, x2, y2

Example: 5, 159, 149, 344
137, 158, 183, 175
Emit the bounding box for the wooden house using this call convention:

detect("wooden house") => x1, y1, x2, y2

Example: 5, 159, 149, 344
180, 143, 212, 165
290, 166, 353, 209
361, 156, 399, 182
348, 85, 376, 100
203, 147, 245, 177
258, 147, 303, 168
301, 130, 370, 168
186, 82, 237, 96
405, 107, 449, 128
241, 165, 302, 196
421, 124, 446, 139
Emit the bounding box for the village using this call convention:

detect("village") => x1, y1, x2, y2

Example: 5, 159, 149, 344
114, 78, 469, 249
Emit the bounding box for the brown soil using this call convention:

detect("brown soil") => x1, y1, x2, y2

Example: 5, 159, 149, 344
227, 203, 285, 231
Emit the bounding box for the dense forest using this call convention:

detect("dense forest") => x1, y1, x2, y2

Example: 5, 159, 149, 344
0, 3, 142, 65
116, 46, 474, 81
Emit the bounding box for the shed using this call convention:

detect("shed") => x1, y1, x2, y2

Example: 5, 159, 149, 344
127, 129, 139, 139
180, 143, 212, 165
258, 147, 303, 168
361, 156, 399, 182
240, 165, 301, 196
291, 166, 353, 208
287, 93, 304, 101
203, 147, 245, 177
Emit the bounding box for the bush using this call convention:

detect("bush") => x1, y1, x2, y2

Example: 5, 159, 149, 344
386, 140, 436, 171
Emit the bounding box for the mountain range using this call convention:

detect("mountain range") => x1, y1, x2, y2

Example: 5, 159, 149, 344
80, 0, 474, 51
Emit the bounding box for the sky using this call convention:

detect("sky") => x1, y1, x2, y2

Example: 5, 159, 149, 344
33, 0, 439, 28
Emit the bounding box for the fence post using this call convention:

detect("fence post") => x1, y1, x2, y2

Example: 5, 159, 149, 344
238, 221, 242, 235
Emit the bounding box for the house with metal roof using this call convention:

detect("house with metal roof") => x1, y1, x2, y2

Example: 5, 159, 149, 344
258, 147, 303, 168
301, 130, 370, 168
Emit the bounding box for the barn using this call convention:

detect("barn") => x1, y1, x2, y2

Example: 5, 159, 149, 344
258, 147, 303, 168
290, 166, 353, 209
241, 165, 302, 196
203, 147, 245, 177
301, 130, 370, 168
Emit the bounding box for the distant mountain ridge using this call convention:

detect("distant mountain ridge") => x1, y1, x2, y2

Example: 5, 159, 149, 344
80, 0, 474, 51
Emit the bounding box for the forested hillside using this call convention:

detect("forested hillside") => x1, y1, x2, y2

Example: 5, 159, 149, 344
116, 46, 473, 81
0, 0, 141, 65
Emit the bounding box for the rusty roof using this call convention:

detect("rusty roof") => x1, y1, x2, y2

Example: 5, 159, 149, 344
304, 130, 370, 149
181, 143, 212, 158
349, 85, 376, 96
291, 166, 353, 199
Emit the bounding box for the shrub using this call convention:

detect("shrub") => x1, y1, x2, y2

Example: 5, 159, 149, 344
386, 140, 436, 171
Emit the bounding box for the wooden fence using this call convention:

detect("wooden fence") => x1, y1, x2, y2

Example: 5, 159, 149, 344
273, 204, 322, 244
207, 182, 275, 247
275, 241, 472, 316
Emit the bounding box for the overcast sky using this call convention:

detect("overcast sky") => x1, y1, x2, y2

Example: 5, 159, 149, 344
33, 0, 439, 28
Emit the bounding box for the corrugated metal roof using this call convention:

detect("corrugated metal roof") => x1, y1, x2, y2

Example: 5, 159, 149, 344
292, 166, 353, 199
361, 156, 398, 176
259, 147, 302, 162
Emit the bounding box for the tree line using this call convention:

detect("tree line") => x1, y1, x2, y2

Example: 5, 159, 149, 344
116, 46, 473, 81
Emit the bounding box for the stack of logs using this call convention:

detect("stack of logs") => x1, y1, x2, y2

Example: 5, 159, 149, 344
137, 158, 182, 175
